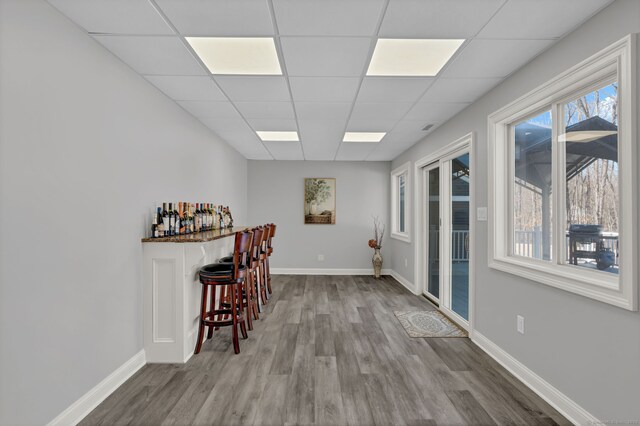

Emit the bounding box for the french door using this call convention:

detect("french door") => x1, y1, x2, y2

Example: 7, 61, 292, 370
422, 148, 471, 326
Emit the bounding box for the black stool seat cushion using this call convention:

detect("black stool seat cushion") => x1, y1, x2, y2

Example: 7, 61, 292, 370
218, 255, 234, 264
199, 262, 247, 279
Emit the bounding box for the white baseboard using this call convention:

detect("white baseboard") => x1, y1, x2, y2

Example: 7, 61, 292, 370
48, 350, 146, 426
271, 268, 392, 276
388, 270, 419, 294
471, 331, 598, 426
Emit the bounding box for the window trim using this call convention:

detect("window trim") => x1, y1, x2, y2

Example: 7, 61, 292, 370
391, 162, 411, 243
488, 34, 637, 311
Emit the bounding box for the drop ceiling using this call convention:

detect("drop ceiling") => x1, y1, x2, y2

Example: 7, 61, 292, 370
48, 0, 613, 161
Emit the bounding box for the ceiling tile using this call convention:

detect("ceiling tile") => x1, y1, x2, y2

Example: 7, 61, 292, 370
420, 78, 502, 103
295, 102, 352, 122
357, 77, 434, 103
404, 102, 469, 121
335, 142, 378, 161
177, 101, 241, 119
92, 35, 205, 75
246, 118, 298, 132
264, 141, 304, 160
48, 0, 173, 35
350, 102, 414, 121
272, 0, 385, 36
155, 0, 274, 36
214, 76, 291, 102
298, 119, 344, 160
289, 77, 360, 102
380, 0, 505, 38
346, 119, 398, 132
441, 39, 554, 78
233, 102, 295, 119
280, 37, 372, 77
144, 76, 226, 101
478, 0, 612, 39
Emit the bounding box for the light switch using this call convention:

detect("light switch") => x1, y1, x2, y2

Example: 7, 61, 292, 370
477, 207, 488, 221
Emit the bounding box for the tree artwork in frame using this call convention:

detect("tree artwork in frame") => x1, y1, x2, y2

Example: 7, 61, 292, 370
304, 178, 336, 224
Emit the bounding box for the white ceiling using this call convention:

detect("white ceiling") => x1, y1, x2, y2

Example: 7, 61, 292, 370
48, 0, 613, 161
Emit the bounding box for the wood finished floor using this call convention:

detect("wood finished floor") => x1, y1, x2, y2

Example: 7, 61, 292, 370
81, 275, 569, 426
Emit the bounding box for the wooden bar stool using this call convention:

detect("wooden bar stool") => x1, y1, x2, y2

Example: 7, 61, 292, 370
195, 230, 253, 355
219, 226, 262, 321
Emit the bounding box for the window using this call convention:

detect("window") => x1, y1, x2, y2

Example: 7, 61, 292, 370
489, 35, 636, 310
391, 162, 411, 242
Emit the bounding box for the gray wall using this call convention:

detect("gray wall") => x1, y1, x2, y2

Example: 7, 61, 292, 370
390, 0, 640, 421
0, 0, 247, 424
248, 161, 390, 270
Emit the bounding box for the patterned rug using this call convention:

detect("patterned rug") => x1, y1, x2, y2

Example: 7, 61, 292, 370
394, 310, 467, 338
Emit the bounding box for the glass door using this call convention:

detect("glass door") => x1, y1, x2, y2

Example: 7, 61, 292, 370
424, 164, 440, 302
449, 153, 470, 321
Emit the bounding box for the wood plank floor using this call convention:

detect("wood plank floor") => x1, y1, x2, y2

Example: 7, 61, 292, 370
81, 275, 570, 426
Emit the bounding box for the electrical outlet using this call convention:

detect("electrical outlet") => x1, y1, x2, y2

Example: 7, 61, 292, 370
404, 258, 408, 267
477, 207, 488, 221
517, 315, 525, 334
317, 254, 325, 262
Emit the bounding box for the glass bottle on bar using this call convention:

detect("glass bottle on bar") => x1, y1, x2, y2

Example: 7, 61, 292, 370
173, 202, 180, 235
156, 207, 164, 237
151, 211, 159, 238
204, 203, 211, 231
168, 203, 175, 236
162, 203, 169, 236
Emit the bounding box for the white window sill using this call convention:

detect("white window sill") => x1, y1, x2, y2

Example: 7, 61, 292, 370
391, 232, 411, 243
489, 255, 635, 311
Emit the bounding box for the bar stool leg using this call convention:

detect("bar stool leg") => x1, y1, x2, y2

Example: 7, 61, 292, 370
251, 270, 260, 320
195, 285, 209, 355
230, 284, 240, 354
257, 262, 267, 307
266, 256, 272, 295
244, 275, 253, 331
207, 287, 215, 339
238, 282, 249, 340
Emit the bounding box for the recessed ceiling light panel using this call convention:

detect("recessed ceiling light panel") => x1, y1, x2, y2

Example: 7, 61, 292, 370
367, 39, 464, 76
186, 37, 282, 75
343, 132, 386, 143
256, 131, 299, 141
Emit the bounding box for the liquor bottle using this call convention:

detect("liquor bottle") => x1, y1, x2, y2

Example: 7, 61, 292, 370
209, 203, 214, 230
156, 207, 164, 237
219, 205, 225, 229
151, 212, 159, 238
190, 203, 195, 233
173, 202, 180, 235
168, 203, 175, 236
184, 203, 190, 234
204, 203, 210, 230
179, 202, 186, 234
162, 203, 169, 236
202, 203, 208, 230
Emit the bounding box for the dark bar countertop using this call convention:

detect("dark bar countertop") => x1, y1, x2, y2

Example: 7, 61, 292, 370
141, 226, 251, 243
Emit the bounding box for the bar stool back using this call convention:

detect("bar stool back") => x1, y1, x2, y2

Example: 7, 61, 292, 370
265, 223, 276, 295
258, 225, 270, 302
195, 230, 253, 355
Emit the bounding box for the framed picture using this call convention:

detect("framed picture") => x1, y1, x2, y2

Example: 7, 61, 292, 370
304, 178, 336, 224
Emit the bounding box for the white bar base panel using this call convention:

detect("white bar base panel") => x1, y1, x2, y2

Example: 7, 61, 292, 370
143, 238, 234, 363
47, 350, 146, 426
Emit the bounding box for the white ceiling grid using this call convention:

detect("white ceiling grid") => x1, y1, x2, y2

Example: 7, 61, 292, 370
48, 0, 613, 161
